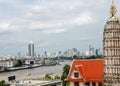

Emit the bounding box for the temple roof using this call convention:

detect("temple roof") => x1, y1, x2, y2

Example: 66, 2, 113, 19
66, 60, 103, 82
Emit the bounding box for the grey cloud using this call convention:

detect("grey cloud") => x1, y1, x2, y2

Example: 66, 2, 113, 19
0, 0, 118, 55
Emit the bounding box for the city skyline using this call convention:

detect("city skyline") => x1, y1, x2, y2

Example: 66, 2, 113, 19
0, 0, 120, 55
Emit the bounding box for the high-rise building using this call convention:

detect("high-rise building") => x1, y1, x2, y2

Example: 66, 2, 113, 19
103, 0, 120, 85
44, 51, 47, 58
72, 48, 78, 56
95, 49, 99, 56
67, 48, 78, 57
28, 41, 34, 57
85, 51, 91, 56
89, 45, 95, 56
95, 48, 100, 56
68, 48, 73, 57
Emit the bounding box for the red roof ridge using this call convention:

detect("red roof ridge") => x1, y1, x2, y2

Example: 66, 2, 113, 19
75, 65, 82, 67
73, 59, 103, 61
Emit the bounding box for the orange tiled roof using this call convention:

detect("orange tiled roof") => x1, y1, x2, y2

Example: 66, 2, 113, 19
66, 60, 103, 82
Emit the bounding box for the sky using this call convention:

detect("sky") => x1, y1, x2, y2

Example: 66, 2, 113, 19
0, 0, 120, 56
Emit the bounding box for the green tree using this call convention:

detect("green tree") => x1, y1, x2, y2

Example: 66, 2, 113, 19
61, 64, 70, 86
45, 74, 52, 80
14, 60, 23, 67
61, 74, 67, 81
0, 80, 5, 85
73, 55, 78, 59
54, 75, 60, 79
63, 64, 70, 75
96, 55, 103, 59
0, 80, 10, 86
18, 60, 23, 66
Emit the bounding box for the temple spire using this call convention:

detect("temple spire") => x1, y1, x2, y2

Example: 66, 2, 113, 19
110, 0, 117, 16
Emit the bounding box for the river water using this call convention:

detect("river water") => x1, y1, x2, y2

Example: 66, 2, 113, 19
0, 60, 72, 81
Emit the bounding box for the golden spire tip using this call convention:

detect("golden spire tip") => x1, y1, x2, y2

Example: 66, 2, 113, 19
110, 0, 117, 16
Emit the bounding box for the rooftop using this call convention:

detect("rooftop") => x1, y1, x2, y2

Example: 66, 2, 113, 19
66, 59, 103, 82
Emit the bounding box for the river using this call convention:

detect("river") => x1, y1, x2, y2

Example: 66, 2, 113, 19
0, 60, 72, 81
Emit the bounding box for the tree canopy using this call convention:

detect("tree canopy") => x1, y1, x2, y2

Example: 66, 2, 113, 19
61, 64, 70, 86
0, 80, 10, 86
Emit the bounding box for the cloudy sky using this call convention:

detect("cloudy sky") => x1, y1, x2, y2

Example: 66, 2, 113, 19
0, 0, 120, 56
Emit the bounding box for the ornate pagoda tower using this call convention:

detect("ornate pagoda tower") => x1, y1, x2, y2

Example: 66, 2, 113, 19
103, 0, 120, 86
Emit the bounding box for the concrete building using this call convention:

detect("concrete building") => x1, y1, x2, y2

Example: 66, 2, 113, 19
66, 60, 103, 86
28, 41, 34, 57
72, 48, 79, 56
68, 48, 73, 57
68, 48, 78, 57
24, 59, 34, 65
89, 45, 95, 56
103, 0, 120, 85
0, 60, 17, 68
0, 61, 9, 68
85, 51, 92, 56
95, 49, 99, 56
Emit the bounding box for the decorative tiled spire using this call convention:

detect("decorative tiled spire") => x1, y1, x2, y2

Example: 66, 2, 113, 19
110, 0, 117, 16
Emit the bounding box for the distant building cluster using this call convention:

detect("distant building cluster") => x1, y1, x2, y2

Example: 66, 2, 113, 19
85, 45, 101, 57
0, 41, 101, 59
26, 41, 101, 58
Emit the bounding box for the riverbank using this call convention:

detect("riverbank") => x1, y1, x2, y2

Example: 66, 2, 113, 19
0, 64, 42, 73
0, 62, 58, 73
0, 61, 72, 81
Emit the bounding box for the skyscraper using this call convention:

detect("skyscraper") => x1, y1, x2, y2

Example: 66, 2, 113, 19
103, 0, 120, 85
68, 48, 73, 57
89, 45, 95, 56
28, 41, 34, 57
67, 48, 78, 57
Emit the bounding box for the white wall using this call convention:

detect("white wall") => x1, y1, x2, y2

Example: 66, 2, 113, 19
7, 61, 14, 67
0, 61, 7, 67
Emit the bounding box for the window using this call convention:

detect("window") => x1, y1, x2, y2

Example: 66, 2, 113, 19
74, 72, 79, 78
85, 82, 90, 86
92, 83, 96, 86
98, 83, 102, 86
74, 82, 79, 86
74, 68, 77, 71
